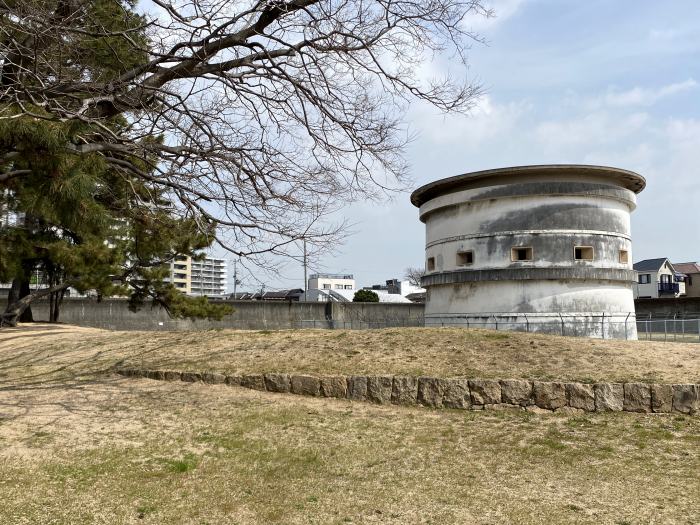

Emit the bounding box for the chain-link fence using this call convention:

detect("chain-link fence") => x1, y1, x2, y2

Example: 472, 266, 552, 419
636, 318, 700, 342
424, 313, 638, 340
291, 314, 700, 342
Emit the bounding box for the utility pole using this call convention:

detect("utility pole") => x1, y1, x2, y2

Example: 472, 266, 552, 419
303, 238, 308, 295
232, 260, 238, 298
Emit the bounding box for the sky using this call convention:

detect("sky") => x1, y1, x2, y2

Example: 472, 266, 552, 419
236, 0, 700, 292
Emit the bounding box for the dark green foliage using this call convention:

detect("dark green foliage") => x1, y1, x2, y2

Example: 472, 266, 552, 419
352, 290, 379, 303
0, 1, 231, 325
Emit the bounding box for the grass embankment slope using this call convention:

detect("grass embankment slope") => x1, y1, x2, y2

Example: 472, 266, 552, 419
4, 323, 700, 383
0, 324, 699, 524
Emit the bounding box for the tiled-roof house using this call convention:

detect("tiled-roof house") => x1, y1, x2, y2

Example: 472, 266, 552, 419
672, 262, 700, 298
633, 258, 686, 299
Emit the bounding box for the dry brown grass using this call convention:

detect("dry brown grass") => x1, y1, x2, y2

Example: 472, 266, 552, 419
1, 324, 699, 523
1, 375, 699, 524
3, 323, 700, 384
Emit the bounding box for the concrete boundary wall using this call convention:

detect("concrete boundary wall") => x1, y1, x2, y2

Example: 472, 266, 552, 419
635, 297, 700, 318
29, 298, 424, 331
116, 369, 700, 415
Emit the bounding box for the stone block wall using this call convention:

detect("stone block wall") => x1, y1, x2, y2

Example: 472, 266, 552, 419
117, 369, 700, 415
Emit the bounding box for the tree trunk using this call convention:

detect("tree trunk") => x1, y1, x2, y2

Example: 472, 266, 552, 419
48, 289, 66, 323
5, 275, 33, 323
19, 276, 33, 322
1, 282, 71, 327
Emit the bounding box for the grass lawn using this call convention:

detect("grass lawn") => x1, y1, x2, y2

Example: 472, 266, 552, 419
1, 324, 699, 524
4, 323, 700, 384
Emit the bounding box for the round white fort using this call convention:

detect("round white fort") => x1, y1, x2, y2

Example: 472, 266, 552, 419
411, 165, 645, 339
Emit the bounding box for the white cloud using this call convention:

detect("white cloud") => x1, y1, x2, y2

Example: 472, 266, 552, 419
534, 111, 650, 152
591, 79, 697, 108
462, 0, 529, 31
411, 95, 530, 148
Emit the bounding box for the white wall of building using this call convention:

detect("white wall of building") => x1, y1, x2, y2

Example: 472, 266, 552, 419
307, 274, 355, 291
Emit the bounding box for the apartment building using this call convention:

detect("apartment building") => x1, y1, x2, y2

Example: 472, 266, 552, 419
168, 256, 228, 297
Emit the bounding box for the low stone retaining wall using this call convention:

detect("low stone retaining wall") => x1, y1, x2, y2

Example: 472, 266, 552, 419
115, 369, 700, 415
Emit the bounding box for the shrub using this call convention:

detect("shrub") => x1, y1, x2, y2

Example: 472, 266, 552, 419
353, 290, 379, 302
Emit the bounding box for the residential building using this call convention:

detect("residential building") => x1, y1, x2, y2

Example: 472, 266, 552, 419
190, 257, 228, 297
633, 258, 686, 299
307, 273, 355, 292
167, 256, 228, 297
168, 258, 192, 294
672, 262, 700, 298
229, 289, 304, 301
364, 278, 425, 298
302, 288, 413, 303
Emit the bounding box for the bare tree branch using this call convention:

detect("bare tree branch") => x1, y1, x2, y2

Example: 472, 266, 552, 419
0, 0, 490, 268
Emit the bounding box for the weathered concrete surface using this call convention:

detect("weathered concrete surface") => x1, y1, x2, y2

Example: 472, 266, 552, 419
414, 165, 643, 339
623, 383, 652, 413
468, 379, 501, 405
264, 373, 291, 393
367, 376, 393, 404
635, 297, 700, 319
290, 375, 321, 396
672, 384, 699, 415
347, 376, 368, 401
442, 379, 471, 409
594, 383, 624, 412
566, 383, 595, 412
651, 384, 673, 413
391, 376, 418, 405
533, 381, 566, 410
30, 298, 424, 331
500, 379, 532, 406
320, 376, 347, 398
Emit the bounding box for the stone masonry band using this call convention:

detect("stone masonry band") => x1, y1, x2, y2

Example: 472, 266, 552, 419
117, 369, 700, 415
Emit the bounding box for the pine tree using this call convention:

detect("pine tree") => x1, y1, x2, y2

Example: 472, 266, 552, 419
0, 1, 231, 326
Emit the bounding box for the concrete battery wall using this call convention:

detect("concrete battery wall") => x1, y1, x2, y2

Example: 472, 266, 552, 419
412, 165, 645, 339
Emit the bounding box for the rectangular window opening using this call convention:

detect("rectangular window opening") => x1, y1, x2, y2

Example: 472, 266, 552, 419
574, 246, 594, 261
457, 250, 474, 266
427, 257, 435, 272
638, 274, 651, 284
619, 250, 629, 264
511, 247, 533, 262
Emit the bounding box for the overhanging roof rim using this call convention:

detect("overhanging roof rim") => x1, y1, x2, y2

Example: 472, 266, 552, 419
410, 164, 646, 207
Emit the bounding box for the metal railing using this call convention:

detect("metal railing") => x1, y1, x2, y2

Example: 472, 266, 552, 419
636, 317, 700, 342
658, 282, 680, 294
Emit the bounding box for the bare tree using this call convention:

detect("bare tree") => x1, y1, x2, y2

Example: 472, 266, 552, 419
0, 0, 490, 268
404, 266, 425, 288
